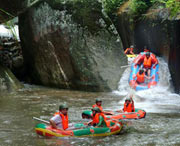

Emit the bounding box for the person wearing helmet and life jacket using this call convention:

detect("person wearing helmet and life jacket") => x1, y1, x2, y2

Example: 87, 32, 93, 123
92, 98, 103, 112
92, 98, 114, 115
143, 52, 158, 77
89, 107, 110, 127
50, 104, 74, 130
124, 45, 135, 55
143, 46, 150, 52
117, 94, 135, 113
136, 69, 152, 84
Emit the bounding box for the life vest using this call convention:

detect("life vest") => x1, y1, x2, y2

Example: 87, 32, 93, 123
92, 104, 103, 112
143, 56, 152, 68
53, 112, 69, 130
123, 103, 135, 112
136, 72, 145, 83
91, 113, 110, 127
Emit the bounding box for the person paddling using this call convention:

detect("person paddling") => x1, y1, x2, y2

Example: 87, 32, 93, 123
143, 46, 150, 52
92, 98, 113, 115
143, 52, 158, 77
89, 107, 110, 127
50, 104, 74, 130
117, 94, 135, 113
124, 45, 135, 55
136, 69, 152, 84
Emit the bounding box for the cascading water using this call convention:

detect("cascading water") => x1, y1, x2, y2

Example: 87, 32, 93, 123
113, 57, 180, 113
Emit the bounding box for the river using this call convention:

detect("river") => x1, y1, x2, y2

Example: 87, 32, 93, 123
1, 57, 180, 146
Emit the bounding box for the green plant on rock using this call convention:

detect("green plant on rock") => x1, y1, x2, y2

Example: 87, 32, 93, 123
129, 0, 149, 17
150, 0, 180, 18
165, 0, 180, 18
103, 0, 127, 17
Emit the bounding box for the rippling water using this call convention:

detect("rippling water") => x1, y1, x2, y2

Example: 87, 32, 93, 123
1, 57, 180, 146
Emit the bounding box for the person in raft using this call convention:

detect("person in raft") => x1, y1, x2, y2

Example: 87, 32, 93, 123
89, 107, 110, 127
143, 46, 150, 52
117, 94, 135, 113
143, 52, 158, 77
136, 69, 152, 84
124, 45, 135, 55
92, 98, 113, 115
50, 104, 74, 130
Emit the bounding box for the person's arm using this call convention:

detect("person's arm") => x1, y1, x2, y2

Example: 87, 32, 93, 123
130, 96, 135, 112
145, 75, 152, 80
130, 96, 134, 105
130, 50, 134, 55
116, 109, 123, 113
124, 48, 129, 54
96, 116, 104, 127
50, 115, 63, 130
50, 120, 60, 129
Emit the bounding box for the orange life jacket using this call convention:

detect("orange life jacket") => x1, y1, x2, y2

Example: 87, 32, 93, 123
143, 56, 152, 68
53, 112, 69, 130
91, 113, 110, 127
92, 104, 103, 112
123, 103, 135, 112
136, 72, 145, 83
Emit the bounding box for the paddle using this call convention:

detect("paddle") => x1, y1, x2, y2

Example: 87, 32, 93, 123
120, 64, 131, 68
33, 117, 50, 124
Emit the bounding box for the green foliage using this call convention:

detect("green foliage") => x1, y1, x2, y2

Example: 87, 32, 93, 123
165, 0, 180, 17
150, 0, 180, 18
129, 0, 149, 17
103, 0, 126, 16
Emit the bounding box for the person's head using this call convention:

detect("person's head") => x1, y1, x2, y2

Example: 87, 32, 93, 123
144, 46, 150, 52
59, 104, 68, 115
146, 52, 150, 58
96, 98, 102, 106
82, 110, 92, 119
92, 107, 101, 115
139, 69, 144, 75
125, 97, 131, 103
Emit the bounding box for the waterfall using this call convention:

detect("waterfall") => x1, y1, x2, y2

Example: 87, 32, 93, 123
113, 57, 180, 113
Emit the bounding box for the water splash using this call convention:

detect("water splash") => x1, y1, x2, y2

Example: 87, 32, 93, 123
113, 57, 180, 113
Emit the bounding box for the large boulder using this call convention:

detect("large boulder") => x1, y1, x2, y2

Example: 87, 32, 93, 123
0, 65, 24, 92
19, 0, 127, 91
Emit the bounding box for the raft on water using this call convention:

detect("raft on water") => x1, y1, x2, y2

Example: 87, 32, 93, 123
129, 52, 159, 91
82, 108, 146, 120
35, 122, 122, 137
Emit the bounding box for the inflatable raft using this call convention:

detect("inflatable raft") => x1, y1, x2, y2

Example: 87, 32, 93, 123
127, 54, 138, 64
82, 108, 146, 120
126, 54, 137, 58
35, 122, 122, 137
129, 52, 159, 91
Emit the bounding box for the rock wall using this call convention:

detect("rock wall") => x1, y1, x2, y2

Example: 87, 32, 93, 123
19, 0, 127, 91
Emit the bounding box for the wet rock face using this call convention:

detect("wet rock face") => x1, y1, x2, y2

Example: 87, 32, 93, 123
19, 0, 127, 91
0, 65, 24, 92
168, 21, 180, 93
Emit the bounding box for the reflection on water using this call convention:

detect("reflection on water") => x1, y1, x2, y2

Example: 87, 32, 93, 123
1, 57, 180, 146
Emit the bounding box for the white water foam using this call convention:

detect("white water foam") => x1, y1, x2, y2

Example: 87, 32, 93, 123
113, 57, 180, 113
